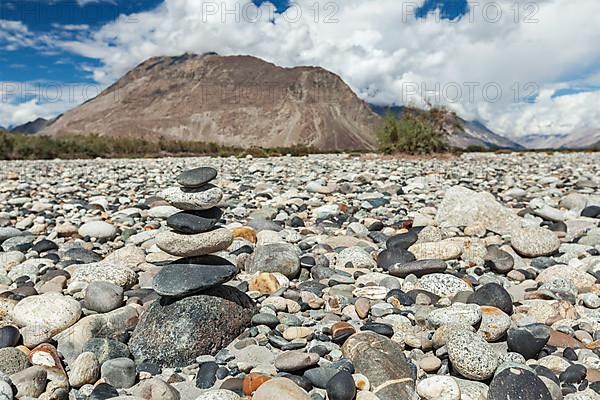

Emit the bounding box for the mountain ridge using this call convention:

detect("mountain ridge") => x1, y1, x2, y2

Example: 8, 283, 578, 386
40, 53, 380, 151
10, 117, 51, 135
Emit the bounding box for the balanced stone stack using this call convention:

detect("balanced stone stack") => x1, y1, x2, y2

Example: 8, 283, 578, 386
129, 166, 255, 367
155, 166, 232, 260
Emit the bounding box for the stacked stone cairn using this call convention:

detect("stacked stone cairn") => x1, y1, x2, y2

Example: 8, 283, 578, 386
128, 166, 256, 368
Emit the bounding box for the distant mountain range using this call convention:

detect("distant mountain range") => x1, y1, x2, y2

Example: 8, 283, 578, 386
9, 117, 52, 135
517, 128, 600, 149
6, 53, 596, 151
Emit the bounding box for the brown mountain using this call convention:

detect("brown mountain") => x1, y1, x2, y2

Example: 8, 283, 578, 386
41, 53, 380, 151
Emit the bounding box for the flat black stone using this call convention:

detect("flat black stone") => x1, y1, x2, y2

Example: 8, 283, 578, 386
559, 364, 587, 383
582, 205, 600, 218
62, 247, 102, 263
177, 167, 218, 188
377, 248, 416, 270
467, 282, 513, 315
386, 229, 419, 250
360, 323, 394, 337
507, 324, 551, 360
489, 367, 552, 400
153, 256, 237, 297
327, 370, 356, 400
196, 361, 219, 389
32, 239, 58, 253
167, 208, 223, 234
388, 259, 446, 278
300, 255, 316, 269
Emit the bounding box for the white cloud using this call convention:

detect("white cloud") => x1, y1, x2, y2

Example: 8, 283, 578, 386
51, 23, 90, 31
3, 0, 600, 137
0, 81, 102, 127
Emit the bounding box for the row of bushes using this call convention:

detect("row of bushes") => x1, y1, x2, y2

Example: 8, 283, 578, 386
0, 131, 326, 160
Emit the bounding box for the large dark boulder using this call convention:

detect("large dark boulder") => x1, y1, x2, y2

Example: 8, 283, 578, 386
129, 286, 256, 367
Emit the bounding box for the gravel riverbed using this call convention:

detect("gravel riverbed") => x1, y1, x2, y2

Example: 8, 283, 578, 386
0, 152, 600, 400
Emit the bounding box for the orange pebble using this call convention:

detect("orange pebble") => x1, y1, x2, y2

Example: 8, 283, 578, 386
232, 226, 257, 243
243, 374, 271, 395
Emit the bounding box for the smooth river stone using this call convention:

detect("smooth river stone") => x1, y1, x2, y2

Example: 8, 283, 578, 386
342, 332, 416, 400
156, 228, 233, 257
177, 166, 218, 188
416, 273, 472, 298
389, 259, 447, 278
69, 262, 137, 289
153, 255, 237, 297
159, 185, 223, 211
253, 378, 310, 400
510, 227, 560, 257
447, 330, 498, 380
9, 292, 81, 345
167, 208, 223, 234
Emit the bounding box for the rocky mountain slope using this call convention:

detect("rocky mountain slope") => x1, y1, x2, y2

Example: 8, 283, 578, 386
41, 53, 380, 151
370, 105, 523, 149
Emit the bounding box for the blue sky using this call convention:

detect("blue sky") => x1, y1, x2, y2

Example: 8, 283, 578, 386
1, 0, 599, 136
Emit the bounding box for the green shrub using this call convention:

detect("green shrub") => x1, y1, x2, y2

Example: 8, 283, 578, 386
377, 108, 449, 154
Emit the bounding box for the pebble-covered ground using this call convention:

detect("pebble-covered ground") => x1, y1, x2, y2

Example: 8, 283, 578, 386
1, 152, 600, 400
